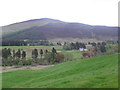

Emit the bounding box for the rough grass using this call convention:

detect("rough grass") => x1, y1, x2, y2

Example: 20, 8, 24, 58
2, 54, 118, 88
61, 50, 83, 60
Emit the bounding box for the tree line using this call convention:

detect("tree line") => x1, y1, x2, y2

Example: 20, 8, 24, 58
2, 47, 65, 66
2, 40, 54, 46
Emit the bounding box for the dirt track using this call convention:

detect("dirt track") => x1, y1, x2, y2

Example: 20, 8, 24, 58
0, 65, 54, 73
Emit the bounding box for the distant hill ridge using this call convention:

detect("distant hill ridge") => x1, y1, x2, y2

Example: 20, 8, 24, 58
2, 18, 118, 41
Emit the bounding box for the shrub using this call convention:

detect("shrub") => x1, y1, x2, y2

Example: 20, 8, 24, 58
106, 44, 118, 55
44, 52, 56, 64
44, 52, 65, 64
64, 53, 73, 61
26, 59, 32, 65
2, 59, 7, 66
22, 59, 27, 66
13, 58, 20, 65
56, 53, 64, 63
63, 45, 72, 50
18, 60, 23, 66
36, 58, 43, 65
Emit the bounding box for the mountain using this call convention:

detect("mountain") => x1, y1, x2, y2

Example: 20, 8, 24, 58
2, 18, 118, 42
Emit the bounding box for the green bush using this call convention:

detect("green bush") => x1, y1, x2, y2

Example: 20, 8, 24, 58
2, 59, 7, 66
13, 58, 20, 65
22, 59, 27, 65
44, 52, 55, 64
106, 44, 118, 55
18, 60, 23, 66
26, 59, 32, 65
44, 52, 65, 64
56, 53, 64, 63
64, 53, 73, 61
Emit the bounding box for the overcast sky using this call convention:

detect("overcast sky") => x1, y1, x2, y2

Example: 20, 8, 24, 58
0, 0, 119, 26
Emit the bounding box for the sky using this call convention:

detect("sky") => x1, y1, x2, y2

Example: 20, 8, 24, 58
0, 0, 119, 26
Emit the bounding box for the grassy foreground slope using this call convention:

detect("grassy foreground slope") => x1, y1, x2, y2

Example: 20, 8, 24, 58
3, 54, 118, 88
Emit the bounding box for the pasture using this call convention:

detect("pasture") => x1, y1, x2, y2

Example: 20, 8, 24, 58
1, 45, 118, 88
2, 54, 118, 88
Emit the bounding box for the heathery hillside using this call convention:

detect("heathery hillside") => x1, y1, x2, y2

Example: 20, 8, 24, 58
2, 18, 118, 41
3, 54, 118, 88
2, 18, 59, 36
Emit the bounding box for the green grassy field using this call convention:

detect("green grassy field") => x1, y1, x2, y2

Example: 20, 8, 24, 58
2, 54, 118, 88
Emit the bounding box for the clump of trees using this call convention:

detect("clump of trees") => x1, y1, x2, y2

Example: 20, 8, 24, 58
63, 42, 86, 50
2, 47, 70, 66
